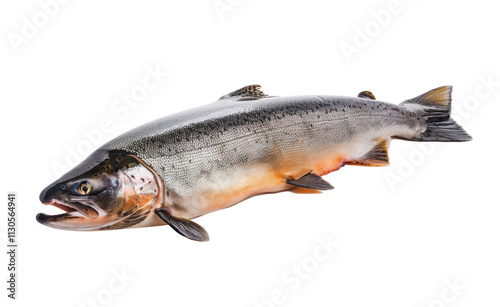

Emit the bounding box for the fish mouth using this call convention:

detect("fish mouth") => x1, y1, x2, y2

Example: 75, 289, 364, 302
37, 199, 100, 224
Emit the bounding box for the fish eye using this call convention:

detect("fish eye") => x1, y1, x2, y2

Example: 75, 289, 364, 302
77, 182, 92, 195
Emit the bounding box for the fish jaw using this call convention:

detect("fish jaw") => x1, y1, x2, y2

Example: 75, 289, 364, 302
37, 195, 140, 231
36, 198, 105, 230
38, 180, 108, 230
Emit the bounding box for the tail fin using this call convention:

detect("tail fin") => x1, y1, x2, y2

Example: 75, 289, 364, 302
400, 86, 472, 142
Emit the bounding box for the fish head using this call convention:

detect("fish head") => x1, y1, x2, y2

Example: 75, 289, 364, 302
38, 150, 161, 231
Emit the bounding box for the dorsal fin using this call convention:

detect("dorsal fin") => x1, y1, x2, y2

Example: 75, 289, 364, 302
219, 84, 269, 101
346, 138, 390, 167
358, 91, 376, 100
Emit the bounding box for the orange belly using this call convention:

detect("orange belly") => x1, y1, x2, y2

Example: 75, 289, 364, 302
195, 149, 346, 217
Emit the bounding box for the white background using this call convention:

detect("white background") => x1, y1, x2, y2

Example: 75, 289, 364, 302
1, 1, 499, 306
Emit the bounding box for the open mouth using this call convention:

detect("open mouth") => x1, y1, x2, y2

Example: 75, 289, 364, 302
37, 199, 99, 223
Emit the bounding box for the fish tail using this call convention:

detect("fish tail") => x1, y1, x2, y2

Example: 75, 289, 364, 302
399, 86, 472, 142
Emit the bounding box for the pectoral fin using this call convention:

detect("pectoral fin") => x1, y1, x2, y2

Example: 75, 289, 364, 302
155, 208, 210, 242
286, 172, 334, 190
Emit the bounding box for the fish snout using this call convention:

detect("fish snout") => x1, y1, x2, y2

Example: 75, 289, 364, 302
39, 184, 58, 203
39, 181, 68, 203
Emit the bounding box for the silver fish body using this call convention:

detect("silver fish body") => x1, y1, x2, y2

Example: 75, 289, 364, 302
38, 85, 471, 240
107, 96, 417, 212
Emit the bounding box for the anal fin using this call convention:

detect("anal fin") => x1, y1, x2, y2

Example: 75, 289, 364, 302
346, 138, 390, 167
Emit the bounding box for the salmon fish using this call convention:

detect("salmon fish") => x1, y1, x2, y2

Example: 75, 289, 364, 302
38, 85, 471, 241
